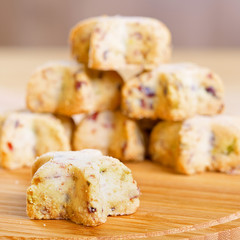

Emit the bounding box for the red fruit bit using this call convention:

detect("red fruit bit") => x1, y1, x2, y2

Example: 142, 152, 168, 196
91, 128, 97, 134
88, 112, 99, 121
130, 195, 139, 200
205, 86, 216, 97
102, 123, 115, 128
138, 86, 155, 97
95, 27, 101, 33
75, 81, 86, 90
140, 99, 147, 108
7, 142, 13, 151
207, 73, 213, 79
149, 103, 153, 109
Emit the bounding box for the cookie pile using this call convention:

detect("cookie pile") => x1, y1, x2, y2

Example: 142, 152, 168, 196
1, 15, 239, 175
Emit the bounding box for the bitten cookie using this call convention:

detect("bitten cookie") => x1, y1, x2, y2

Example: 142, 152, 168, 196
27, 149, 140, 226
73, 111, 145, 161
122, 63, 224, 121
149, 115, 240, 175
70, 16, 171, 80
0, 112, 73, 169
26, 60, 122, 116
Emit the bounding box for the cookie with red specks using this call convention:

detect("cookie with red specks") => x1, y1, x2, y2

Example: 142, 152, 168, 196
73, 111, 145, 162
26, 60, 122, 116
70, 16, 171, 80
27, 149, 140, 226
0, 112, 73, 169
122, 63, 224, 121
149, 115, 240, 175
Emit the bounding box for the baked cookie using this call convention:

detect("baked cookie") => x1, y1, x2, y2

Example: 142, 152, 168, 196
122, 63, 224, 121
27, 149, 140, 226
73, 111, 145, 161
149, 115, 240, 175
26, 60, 122, 116
0, 112, 72, 169
70, 16, 171, 80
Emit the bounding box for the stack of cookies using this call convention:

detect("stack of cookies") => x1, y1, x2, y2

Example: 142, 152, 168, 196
1, 15, 239, 175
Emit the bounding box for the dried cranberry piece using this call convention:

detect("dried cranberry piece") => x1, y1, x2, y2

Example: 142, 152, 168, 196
7, 142, 13, 151
140, 99, 146, 108
75, 81, 86, 90
207, 73, 213, 79
88, 112, 99, 121
205, 86, 216, 97
130, 195, 139, 200
102, 123, 115, 128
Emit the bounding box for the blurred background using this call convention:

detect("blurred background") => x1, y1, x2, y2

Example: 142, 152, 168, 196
0, 0, 240, 112
0, 0, 240, 47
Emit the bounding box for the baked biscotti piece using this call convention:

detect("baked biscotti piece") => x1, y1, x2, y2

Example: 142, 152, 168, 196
73, 111, 145, 161
70, 16, 171, 80
26, 60, 122, 116
122, 63, 224, 121
149, 115, 240, 175
27, 149, 140, 226
0, 112, 73, 170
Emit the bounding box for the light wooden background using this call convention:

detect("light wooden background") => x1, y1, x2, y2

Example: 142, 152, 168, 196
0, 0, 240, 47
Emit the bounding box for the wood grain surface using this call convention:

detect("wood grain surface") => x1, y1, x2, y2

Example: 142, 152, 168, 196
1, 48, 240, 239
1, 162, 240, 239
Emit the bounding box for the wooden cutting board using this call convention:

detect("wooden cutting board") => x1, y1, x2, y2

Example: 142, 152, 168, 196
1, 48, 240, 239
1, 161, 240, 240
